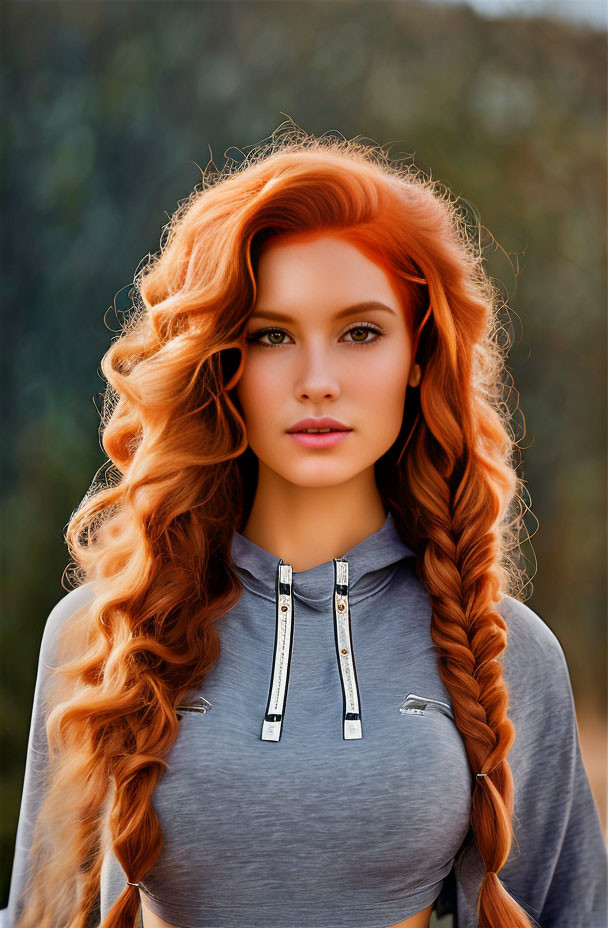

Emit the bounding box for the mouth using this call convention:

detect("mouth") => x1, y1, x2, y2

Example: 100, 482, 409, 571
286, 418, 352, 433
288, 429, 352, 448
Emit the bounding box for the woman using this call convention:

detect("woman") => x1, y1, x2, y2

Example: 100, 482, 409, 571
3, 127, 606, 928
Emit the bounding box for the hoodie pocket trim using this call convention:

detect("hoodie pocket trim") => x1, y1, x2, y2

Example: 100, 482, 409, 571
399, 692, 454, 720
176, 695, 214, 719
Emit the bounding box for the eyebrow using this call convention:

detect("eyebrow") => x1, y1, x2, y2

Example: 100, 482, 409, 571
249, 300, 397, 323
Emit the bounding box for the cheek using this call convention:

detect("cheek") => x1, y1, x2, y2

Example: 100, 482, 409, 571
355, 350, 409, 413
235, 359, 284, 425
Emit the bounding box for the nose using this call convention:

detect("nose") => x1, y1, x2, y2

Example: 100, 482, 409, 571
293, 341, 341, 402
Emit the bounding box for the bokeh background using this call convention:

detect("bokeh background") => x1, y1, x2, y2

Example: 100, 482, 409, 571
1, 0, 606, 920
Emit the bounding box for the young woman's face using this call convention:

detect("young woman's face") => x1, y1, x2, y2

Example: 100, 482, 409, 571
236, 233, 416, 490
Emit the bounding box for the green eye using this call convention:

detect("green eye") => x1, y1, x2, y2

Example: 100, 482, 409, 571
347, 326, 373, 342
246, 323, 385, 349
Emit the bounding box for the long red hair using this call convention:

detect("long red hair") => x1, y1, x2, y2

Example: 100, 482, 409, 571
17, 124, 531, 927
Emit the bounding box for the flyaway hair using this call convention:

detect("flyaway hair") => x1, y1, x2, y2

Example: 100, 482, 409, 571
16, 121, 532, 928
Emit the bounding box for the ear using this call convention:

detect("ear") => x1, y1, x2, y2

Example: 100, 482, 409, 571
408, 363, 422, 388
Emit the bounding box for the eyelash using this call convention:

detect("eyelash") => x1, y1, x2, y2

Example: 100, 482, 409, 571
245, 322, 386, 350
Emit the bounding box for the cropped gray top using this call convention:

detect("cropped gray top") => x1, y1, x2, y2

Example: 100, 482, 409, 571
2, 512, 607, 927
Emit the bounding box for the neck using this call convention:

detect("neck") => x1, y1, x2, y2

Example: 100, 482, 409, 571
240, 463, 387, 572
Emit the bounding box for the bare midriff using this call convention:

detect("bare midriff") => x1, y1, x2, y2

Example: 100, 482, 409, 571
140, 892, 435, 928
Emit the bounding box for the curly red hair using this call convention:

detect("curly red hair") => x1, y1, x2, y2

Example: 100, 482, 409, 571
17, 124, 531, 928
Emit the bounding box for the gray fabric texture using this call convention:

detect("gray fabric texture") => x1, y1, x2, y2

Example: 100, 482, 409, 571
2, 511, 607, 927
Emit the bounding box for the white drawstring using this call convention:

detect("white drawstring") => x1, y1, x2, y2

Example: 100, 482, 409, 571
261, 560, 294, 741
332, 558, 362, 739
260, 556, 363, 741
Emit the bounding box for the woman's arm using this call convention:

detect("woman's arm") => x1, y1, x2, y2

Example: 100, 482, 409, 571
1, 584, 97, 927
453, 595, 607, 927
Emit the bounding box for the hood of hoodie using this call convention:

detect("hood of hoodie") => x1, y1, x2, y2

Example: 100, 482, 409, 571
230, 509, 416, 612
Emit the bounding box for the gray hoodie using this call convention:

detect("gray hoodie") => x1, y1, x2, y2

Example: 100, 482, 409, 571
2, 511, 607, 927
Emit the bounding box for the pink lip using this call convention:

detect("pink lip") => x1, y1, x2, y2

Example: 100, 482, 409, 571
287, 416, 350, 432
288, 431, 352, 449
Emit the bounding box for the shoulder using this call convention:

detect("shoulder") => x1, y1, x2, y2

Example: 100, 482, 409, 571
40, 582, 97, 668
497, 593, 566, 660
495, 593, 574, 717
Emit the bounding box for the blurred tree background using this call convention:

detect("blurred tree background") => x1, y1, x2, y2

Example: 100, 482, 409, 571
1, 0, 605, 912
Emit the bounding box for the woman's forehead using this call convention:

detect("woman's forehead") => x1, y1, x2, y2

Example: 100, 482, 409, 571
253, 235, 404, 311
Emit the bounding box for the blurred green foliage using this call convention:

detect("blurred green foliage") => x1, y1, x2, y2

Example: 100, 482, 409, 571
1, 0, 605, 905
